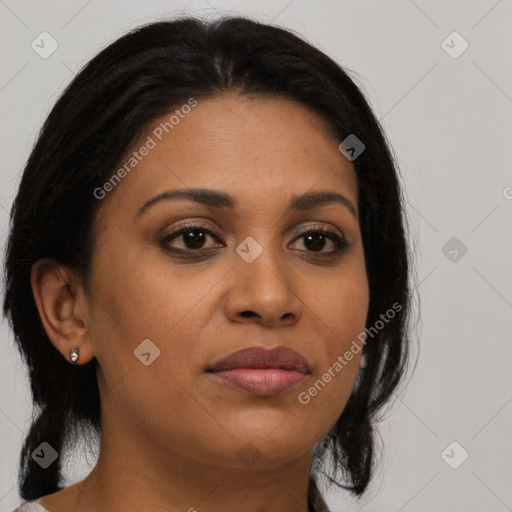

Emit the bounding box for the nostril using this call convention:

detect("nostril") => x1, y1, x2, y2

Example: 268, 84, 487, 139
240, 311, 256, 318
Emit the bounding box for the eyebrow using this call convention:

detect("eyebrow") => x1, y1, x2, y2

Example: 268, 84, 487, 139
136, 188, 357, 218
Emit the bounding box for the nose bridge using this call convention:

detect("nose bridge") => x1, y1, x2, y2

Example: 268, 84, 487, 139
228, 233, 302, 323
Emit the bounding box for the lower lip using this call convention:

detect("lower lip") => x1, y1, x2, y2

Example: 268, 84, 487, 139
210, 368, 307, 396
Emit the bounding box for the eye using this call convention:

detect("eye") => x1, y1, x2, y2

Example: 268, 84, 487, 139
289, 227, 348, 256
160, 223, 224, 252
160, 223, 349, 259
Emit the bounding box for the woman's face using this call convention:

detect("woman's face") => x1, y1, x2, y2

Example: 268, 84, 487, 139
84, 93, 369, 469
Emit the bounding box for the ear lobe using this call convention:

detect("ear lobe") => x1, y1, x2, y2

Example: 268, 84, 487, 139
30, 258, 95, 365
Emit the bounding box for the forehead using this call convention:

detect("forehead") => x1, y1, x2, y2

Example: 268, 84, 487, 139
97, 93, 358, 220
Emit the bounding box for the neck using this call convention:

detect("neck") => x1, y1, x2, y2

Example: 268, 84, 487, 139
72, 397, 316, 512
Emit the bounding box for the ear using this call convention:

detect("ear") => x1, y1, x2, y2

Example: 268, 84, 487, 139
30, 258, 95, 365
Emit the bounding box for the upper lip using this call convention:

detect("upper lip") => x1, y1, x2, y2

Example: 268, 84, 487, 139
208, 346, 310, 374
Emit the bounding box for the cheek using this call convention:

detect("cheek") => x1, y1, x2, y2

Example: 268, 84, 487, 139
87, 245, 223, 385
87, 252, 216, 439
313, 261, 369, 352
300, 264, 369, 420
90, 239, 201, 336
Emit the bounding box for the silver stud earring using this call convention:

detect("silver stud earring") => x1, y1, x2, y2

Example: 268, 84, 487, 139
69, 346, 79, 364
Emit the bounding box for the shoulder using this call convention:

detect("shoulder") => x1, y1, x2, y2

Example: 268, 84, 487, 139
10, 500, 49, 512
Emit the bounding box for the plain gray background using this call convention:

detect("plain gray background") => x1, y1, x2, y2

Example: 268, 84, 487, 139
1, 1, 511, 511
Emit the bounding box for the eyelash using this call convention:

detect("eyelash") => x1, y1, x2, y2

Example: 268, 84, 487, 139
160, 222, 349, 259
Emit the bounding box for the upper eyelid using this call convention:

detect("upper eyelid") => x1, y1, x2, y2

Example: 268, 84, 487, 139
162, 223, 222, 239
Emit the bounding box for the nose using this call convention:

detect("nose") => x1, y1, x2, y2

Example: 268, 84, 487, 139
223, 240, 304, 328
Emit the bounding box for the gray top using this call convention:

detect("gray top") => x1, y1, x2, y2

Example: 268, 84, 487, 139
11, 501, 49, 512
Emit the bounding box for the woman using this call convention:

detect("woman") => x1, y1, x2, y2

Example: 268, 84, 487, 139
4, 14, 412, 512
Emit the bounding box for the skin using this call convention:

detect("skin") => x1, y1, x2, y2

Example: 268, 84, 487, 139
31, 93, 369, 512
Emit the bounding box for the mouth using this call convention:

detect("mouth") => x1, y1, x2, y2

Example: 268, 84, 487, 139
206, 346, 311, 396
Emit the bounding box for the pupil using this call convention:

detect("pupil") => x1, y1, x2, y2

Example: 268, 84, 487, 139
180, 230, 328, 251
184, 230, 205, 249
305, 233, 325, 252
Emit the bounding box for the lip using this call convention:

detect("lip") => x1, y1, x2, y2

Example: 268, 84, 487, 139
207, 346, 310, 396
